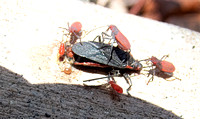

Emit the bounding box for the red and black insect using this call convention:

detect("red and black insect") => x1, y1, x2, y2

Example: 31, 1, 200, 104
60, 21, 83, 45
144, 55, 180, 84
107, 25, 131, 52
68, 22, 82, 44
66, 41, 142, 94
71, 41, 142, 71
94, 25, 131, 52
109, 80, 123, 94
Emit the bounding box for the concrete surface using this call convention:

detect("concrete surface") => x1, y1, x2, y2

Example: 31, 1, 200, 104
0, 0, 200, 118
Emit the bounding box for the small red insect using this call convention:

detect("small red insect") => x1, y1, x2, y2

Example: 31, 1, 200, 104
109, 81, 123, 93
69, 22, 82, 34
59, 42, 65, 56
65, 45, 74, 60
150, 56, 175, 73
68, 22, 82, 44
59, 22, 83, 45
108, 25, 131, 52
93, 25, 131, 52
144, 55, 180, 84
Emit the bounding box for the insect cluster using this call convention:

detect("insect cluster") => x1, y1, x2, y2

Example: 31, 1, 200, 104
57, 22, 181, 95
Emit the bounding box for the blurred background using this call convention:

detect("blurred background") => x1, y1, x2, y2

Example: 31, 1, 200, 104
82, 0, 200, 32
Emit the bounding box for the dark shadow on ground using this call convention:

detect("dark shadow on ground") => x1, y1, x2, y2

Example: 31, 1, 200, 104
0, 66, 182, 118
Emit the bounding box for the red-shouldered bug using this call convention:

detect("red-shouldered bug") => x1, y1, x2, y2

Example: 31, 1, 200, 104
59, 42, 65, 56
68, 22, 82, 44
69, 41, 142, 94
59, 22, 83, 45
109, 81, 123, 93
71, 41, 142, 71
143, 55, 181, 85
108, 25, 131, 52
94, 25, 131, 52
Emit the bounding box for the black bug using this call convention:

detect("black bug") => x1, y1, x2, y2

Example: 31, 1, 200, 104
71, 41, 142, 71
67, 41, 142, 94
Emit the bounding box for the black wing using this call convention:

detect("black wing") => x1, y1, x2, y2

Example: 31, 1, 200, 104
72, 41, 133, 68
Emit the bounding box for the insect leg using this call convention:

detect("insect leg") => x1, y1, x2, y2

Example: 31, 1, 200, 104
123, 73, 132, 95
160, 54, 169, 60
147, 67, 155, 85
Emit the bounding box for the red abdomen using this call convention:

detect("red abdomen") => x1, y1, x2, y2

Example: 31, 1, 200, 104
160, 61, 175, 73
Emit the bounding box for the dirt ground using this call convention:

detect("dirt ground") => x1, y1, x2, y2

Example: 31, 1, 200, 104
0, 0, 200, 118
